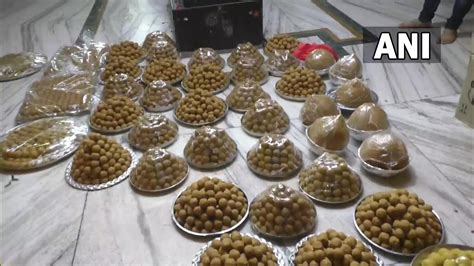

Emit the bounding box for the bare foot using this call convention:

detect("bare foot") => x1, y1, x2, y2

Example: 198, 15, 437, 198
439, 29, 457, 44
399, 19, 432, 28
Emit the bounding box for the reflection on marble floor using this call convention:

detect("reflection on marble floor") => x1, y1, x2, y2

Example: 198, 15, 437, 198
0, 0, 472, 265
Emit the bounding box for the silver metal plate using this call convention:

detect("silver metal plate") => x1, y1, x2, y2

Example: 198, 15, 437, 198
357, 146, 411, 178
353, 195, 445, 257
191, 233, 287, 266
171, 178, 250, 237
0, 117, 88, 171
88, 118, 137, 134
65, 147, 138, 191
288, 232, 384, 266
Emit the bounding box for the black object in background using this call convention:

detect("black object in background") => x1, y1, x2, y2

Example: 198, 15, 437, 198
171, 0, 263, 51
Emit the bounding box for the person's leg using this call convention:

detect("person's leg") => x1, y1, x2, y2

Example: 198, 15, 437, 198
445, 0, 473, 30
440, 0, 473, 44
400, 0, 441, 28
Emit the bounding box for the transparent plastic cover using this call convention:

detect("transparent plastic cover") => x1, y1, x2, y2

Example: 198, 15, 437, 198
330, 53, 362, 80
128, 114, 178, 151
347, 103, 389, 131
226, 80, 270, 112
141, 80, 182, 111
300, 95, 339, 126
228, 42, 264, 67
188, 47, 224, 70
250, 184, 316, 237
304, 48, 337, 71
335, 78, 373, 108
232, 56, 268, 84
276, 66, 326, 99
102, 73, 143, 100
359, 133, 409, 170
307, 115, 350, 151
89, 95, 144, 132
266, 50, 300, 74
242, 99, 289, 136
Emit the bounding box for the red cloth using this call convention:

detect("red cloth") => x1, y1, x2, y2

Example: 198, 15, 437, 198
292, 43, 339, 61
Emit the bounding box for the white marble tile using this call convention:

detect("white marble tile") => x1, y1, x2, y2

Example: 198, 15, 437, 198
383, 95, 474, 204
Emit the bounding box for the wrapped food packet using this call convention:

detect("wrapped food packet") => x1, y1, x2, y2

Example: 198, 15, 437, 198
299, 153, 362, 203
101, 56, 141, 82
265, 50, 300, 76
184, 126, 238, 169
44, 42, 109, 77
130, 148, 188, 192
102, 73, 143, 100
0, 117, 88, 171
140, 80, 182, 112
187, 48, 225, 70
242, 99, 290, 137
300, 95, 339, 126
146, 39, 179, 61
335, 78, 373, 108
182, 64, 229, 94
226, 79, 271, 113
275, 66, 326, 100
347, 103, 389, 131
304, 48, 337, 72
142, 31, 175, 52
142, 58, 186, 85
264, 34, 300, 56
359, 133, 409, 170
174, 89, 227, 126
307, 115, 350, 151
16, 73, 95, 123
128, 114, 178, 151
247, 134, 303, 178
227, 42, 264, 68
329, 53, 362, 81
231, 56, 268, 85
0, 52, 47, 81
89, 95, 144, 133
250, 184, 316, 238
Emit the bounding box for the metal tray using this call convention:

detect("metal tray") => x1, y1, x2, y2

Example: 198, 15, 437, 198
353, 195, 445, 257
180, 74, 230, 95
191, 233, 287, 266
174, 98, 229, 127
65, 147, 138, 191
0, 117, 88, 171
129, 160, 189, 193
288, 232, 384, 266
411, 244, 474, 266
171, 178, 250, 237
88, 118, 136, 134
298, 165, 363, 205
0, 53, 47, 82
327, 89, 379, 112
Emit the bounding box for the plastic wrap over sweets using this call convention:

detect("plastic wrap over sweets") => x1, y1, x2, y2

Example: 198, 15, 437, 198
307, 115, 350, 151
226, 79, 271, 112
142, 31, 176, 52
0, 117, 88, 171
347, 103, 389, 131
130, 148, 188, 192
265, 50, 300, 76
300, 95, 339, 126
250, 184, 316, 238
184, 126, 237, 169
102, 73, 143, 100
294, 43, 339, 62
147, 39, 179, 61
227, 42, 264, 67
231, 56, 268, 85
242, 99, 290, 136
44, 42, 108, 77
329, 53, 362, 82
128, 114, 178, 151
0, 52, 47, 81
140, 80, 182, 112
89, 95, 144, 133
303, 47, 338, 73
187, 48, 225, 70
335, 78, 374, 108
247, 134, 303, 178
16, 73, 95, 123
359, 133, 409, 170
299, 153, 362, 203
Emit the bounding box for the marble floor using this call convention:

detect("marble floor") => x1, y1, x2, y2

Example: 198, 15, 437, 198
1, 0, 473, 265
